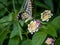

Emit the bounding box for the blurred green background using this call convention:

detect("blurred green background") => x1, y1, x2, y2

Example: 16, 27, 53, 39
0, 0, 60, 45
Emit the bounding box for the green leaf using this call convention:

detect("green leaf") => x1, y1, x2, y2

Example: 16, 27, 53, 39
40, 24, 57, 37
0, 16, 9, 23
10, 22, 22, 40
47, 24, 57, 37
0, 13, 12, 23
32, 32, 47, 45
10, 23, 18, 38
0, 0, 8, 6
42, 43, 46, 45
55, 37, 60, 45
0, 8, 7, 17
0, 23, 10, 33
17, 23, 23, 40
8, 37, 19, 45
51, 16, 60, 29
22, 39, 31, 45
0, 23, 9, 29
0, 4, 4, 9
43, 0, 54, 11
19, 20, 24, 26
0, 29, 10, 45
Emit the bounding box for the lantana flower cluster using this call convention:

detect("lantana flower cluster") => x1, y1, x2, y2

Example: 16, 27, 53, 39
28, 10, 53, 34
27, 10, 54, 45
28, 20, 40, 34
45, 38, 55, 45
41, 10, 53, 21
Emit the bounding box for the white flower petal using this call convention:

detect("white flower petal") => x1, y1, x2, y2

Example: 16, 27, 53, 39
51, 13, 53, 16
46, 19, 49, 22
31, 32, 33, 34
35, 29, 38, 32
41, 13, 43, 15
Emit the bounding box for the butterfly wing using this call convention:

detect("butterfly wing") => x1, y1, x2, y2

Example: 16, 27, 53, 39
24, 0, 32, 16
18, 0, 33, 22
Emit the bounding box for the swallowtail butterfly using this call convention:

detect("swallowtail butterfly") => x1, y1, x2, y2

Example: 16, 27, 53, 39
18, 0, 33, 22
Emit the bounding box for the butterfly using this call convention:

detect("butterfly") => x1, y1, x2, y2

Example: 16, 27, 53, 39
18, 0, 33, 22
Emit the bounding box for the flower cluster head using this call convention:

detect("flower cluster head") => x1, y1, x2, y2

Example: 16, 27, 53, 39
28, 20, 40, 34
45, 38, 55, 45
41, 10, 53, 22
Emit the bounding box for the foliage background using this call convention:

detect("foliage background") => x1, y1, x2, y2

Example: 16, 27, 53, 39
0, 0, 60, 45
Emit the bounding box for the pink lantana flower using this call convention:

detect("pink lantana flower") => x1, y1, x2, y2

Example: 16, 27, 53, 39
28, 20, 40, 34
45, 38, 55, 45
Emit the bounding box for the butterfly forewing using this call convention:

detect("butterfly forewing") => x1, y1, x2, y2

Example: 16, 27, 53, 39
24, 0, 32, 16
